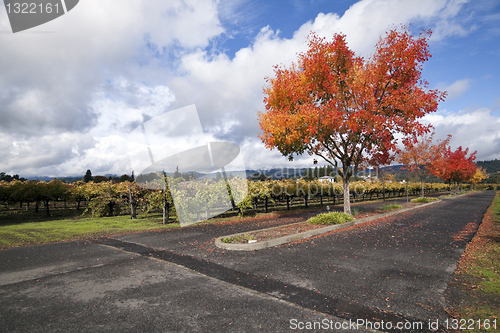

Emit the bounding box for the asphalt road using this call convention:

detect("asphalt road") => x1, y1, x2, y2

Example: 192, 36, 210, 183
0, 191, 495, 332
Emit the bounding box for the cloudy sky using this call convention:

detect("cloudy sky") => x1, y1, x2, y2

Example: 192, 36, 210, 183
0, 0, 499, 177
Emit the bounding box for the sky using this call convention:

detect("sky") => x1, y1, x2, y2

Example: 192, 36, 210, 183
0, 0, 499, 178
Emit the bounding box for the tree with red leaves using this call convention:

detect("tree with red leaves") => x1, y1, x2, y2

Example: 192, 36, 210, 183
429, 145, 477, 191
397, 132, 451, 197
258, 27, 446, 214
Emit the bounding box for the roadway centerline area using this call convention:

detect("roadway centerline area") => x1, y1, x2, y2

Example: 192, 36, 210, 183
0, 191, 495, 332
109, 191, 495, 332
0, 241, 375, 333
97, 237, 432, 331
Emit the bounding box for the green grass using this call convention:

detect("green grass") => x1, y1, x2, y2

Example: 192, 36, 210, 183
381, 204, 402, 211
0, 214, 179, 248
221, 234, 256, 244
410, 197, 439, 203
453, 192, 500, 330
471, 266, 500, 294
466, 192, 500, 294
0, 193, 443, 249
307, 212, 354, 225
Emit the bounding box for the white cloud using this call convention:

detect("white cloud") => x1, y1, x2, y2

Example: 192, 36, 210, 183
0, 0, 222, 176
89, 78, 176, 138
0, 0, 486, 176
424, 108, 500, 161
167, 0, 475, 161
0, 0, 223, 135
0, 132, 97, 177
240, 137, 317, 171
440, 79, 471, 99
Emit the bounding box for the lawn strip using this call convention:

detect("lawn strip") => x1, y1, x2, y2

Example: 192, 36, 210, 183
0, 194, 443, 249
0, 215, 180, 248
446, 191, 500, 332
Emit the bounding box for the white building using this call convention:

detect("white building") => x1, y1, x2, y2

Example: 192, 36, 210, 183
318, 176, 335, 183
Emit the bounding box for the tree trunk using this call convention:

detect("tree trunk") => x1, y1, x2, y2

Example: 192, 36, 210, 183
44, 199, 50, 217
286, 196, 290, 210
162, 190, 169, 225
343, 176, 351, 215
264, 197, 268, 213
128, 185, 136, 219
382, 179, 386, 202
406, 180, 409, 203
421, 177, 425, 197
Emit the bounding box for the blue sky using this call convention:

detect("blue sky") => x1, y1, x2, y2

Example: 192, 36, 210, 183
0, 0, 499, 177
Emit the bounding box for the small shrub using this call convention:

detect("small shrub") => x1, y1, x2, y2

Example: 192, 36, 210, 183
351, 208, 360, 216
308, 212, 354, 225
381, 204, 401, 211
221, 234, 255, 244
411, 197, 439, 203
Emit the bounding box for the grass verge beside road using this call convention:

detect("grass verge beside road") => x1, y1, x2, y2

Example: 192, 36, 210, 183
448, 191, 500, 331
0, 214, 180, 248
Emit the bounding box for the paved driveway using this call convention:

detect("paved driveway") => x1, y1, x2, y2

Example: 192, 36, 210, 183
0, 191, 495, 332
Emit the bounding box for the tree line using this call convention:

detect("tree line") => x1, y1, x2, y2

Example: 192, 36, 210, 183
0, 172, 27, 182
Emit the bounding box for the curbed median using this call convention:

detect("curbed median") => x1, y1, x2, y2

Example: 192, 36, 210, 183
215, 200, 441, 251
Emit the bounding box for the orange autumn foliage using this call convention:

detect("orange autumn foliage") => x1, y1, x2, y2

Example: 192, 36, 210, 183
397, 132, 451, 197
258, 27, 446, 214
429, 145, 477, 187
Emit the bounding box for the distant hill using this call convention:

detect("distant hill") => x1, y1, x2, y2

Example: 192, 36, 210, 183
26, 175, 118, 183
12, 160, 500, 183
26, 176, 91, 183
22, 166, 405, 183
477, 159, 500, 174
245, 168, 308, 180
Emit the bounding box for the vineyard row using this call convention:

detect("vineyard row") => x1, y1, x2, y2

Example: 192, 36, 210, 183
0, 178, 497, 221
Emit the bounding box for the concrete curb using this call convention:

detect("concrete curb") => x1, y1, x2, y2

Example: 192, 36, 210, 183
215, 200, 441, 251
